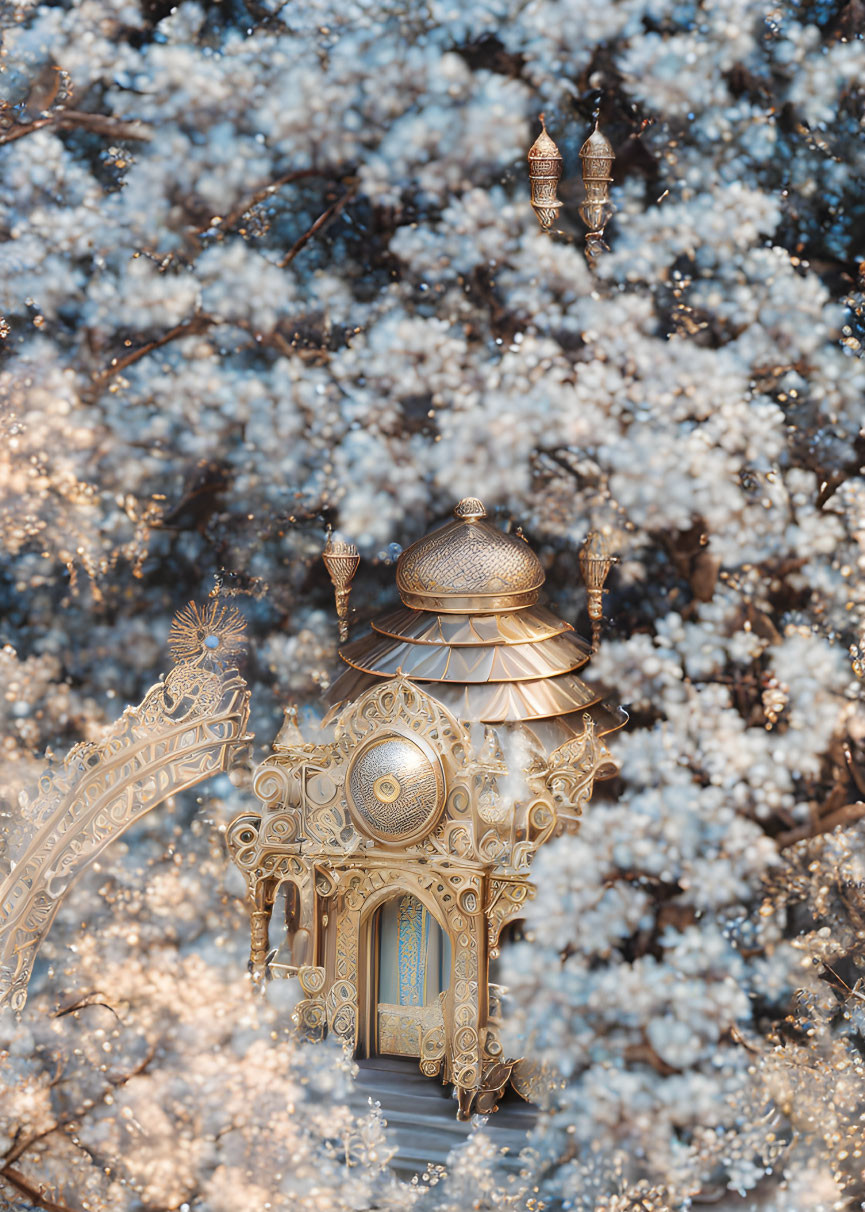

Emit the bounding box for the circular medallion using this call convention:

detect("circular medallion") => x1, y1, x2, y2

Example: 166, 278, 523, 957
346, 732, 444, 844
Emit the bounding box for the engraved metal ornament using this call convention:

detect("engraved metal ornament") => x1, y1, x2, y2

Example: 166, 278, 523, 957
395, 497, 545, 613
527, 115, 563, 231
579, 530, 612, 652
579, 124, 615, 237
323, 537, 360, 643
345, 731, 445, 844
168, 599, 248, 668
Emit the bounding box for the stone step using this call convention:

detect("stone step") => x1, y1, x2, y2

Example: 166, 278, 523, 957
349, 1057, 537, 1176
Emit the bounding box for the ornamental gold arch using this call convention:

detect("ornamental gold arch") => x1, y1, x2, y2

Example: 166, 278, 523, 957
0, 604, 251, 1012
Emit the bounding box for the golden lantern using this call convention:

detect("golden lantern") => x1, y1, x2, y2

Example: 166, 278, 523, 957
578, 125, 615, 237
579, 530, 613, 652
323, 536, 360, 643
527, 115, 563, 232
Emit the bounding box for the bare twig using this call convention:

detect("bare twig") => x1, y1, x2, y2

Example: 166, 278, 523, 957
89, 314, 216, 397
777, 801, 865, 849
143, 166, 351, 269
278, 186, 355, 268
52, 992, 121, 1022
1, 1040, 156, 1208
3, 1119, 72, 1170
109, 1041, 157, 1088
0, 110, 151, 146
0, 116, 55, 145
623, 1033, 682, 1076
195, 167, 330, 239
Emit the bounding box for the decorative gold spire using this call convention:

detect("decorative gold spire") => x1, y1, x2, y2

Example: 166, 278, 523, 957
579, 531, 612, 653
273, 702, 305, 748
453, 496, 487, 519
527, 114, 563, 232
323, 536, 360, 643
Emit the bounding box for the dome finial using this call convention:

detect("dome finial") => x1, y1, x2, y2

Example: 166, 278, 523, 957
454, 497, 487, 520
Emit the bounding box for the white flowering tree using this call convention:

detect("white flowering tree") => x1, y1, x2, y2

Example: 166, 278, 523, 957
2, 0, 864, 1208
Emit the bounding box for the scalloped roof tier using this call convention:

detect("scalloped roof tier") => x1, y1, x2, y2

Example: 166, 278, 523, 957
338, 628, 590, 683
371, 605, 573, 646
325, 662, 627, 732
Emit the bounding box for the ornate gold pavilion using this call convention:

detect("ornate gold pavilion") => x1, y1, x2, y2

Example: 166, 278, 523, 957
226, 499, 625, 1116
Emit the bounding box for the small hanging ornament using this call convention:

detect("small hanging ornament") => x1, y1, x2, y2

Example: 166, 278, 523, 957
527, 114, 563, 232
323, 536, 360, 644
579, 123, 615, 244
579, 531, 612, 653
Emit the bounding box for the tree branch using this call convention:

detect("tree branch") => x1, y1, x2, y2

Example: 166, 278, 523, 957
88, 314, 216, 397
777, 801, 865, 849
52, 992, 121, 1022
196, 167, 332, 240
0, 1165, 81, 1212
0, 110, 151, 146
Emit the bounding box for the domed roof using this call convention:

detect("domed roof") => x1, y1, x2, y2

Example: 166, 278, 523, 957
396, 499, 545, 614
528, 123, 562, 162
579, 126, 614, 161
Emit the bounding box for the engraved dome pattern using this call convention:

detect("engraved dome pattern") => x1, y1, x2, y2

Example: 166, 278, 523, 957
346, 734, 443, 841
397, 524, 544, 594
396, 499, 544, 610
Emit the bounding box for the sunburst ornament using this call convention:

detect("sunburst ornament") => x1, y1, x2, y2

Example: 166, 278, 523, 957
168, 600, 247, 667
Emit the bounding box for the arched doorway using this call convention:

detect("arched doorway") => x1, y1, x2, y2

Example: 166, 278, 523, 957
268, 880, 311, 969
371, 893, 451, 1058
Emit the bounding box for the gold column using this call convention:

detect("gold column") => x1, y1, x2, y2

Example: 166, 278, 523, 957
249, 879, 274, 978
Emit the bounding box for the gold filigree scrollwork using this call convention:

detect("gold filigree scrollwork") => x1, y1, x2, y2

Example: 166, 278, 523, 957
327, 978, 359, 1042
298, 964, 326, 995
336, 675, 470, 777
511, 798, 558, 870
252, 761, 295, 812
544, 713, 617, 830
294, 964, 327, 1040
0, 616, 250, 1011
486, 877, 533, 957
474, 1060, 516, 1116
377, 1000, 444, 1058
420, 996, 447, 1077
225, 814, 263, 877
249, 877, 276, 976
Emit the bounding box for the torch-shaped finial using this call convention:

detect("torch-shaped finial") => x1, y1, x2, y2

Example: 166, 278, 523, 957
578, 124, 615, 245
323, 536, 359, 644
579, 531, 612, 653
